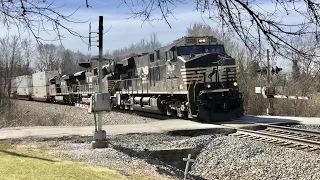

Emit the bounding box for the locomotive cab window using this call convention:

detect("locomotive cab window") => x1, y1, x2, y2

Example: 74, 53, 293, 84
156, 50, 160, 60
178, 46, 202, 55
149, 53, 155, 62
166, 50, 175, 61
160, 51, 166, 61
177, 45, 225, 56
203, 45, 225, 54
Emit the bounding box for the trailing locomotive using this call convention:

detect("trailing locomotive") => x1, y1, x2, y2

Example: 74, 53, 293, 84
11, 36, 244, 122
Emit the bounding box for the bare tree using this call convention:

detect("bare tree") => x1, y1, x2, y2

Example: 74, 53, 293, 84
109, 32, 162, 60
0, 35, 21, 108
3, 0, 318, 59
0, 0, 89, 44
149, 32, 161, 49
111, 0, 320, 58
20, 38, 34, 75
36, 43, 62, 71
60, 49, 80, 75
187, 23, 224, 38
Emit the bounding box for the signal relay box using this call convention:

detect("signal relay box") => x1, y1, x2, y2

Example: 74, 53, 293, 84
88, 92, 111, 113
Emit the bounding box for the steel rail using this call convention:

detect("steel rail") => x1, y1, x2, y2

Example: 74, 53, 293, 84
263, 124, 320, 137
258, 129, 320, 142
236, 128, 320, 149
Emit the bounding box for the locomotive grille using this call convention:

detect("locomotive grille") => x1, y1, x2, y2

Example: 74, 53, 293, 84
172, 78, 179, 90
108, 80, 116, 90
180, 66, 237, 84
180, 67, 206, 84
166, 78, 180, 90
107, 80, 117, 93
219, 66, 237, 82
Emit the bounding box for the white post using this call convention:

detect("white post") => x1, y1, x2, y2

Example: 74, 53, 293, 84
183, 154, 194, 180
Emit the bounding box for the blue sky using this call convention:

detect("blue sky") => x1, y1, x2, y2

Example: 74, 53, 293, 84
34, 0, 212, 55
2, 0, 311, 71
3, 0, 304, 54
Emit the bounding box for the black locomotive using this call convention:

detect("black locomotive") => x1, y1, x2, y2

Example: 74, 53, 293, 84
103, 36, 244, 122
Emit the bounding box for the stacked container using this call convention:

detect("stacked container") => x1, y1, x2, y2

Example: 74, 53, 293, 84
11, 75, 33, 100
32, 71, 59, 102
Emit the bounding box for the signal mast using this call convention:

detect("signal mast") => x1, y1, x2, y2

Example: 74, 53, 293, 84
76, 16, 111, 149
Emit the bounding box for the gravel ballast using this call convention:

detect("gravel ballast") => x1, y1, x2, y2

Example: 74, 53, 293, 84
9, 131, 320, 180
288, 124, 320, 132
0, 100, 158, 128
190, 136, 320, 180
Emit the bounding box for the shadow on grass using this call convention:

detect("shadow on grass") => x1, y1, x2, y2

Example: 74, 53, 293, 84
0, 149, 56, 162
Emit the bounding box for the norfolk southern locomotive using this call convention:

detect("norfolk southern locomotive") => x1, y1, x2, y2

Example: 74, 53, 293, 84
11, 36, 244, 122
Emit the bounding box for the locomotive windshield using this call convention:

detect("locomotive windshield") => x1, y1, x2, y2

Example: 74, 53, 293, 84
178, 45, 225, 56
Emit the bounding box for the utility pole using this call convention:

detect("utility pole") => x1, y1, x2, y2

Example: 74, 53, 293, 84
91, 16, 108, 149
266, 49, 275, 115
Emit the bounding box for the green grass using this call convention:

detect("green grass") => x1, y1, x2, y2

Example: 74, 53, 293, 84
0, 141, 128, 180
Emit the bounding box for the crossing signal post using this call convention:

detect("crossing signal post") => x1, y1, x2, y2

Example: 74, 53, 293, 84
75, 16, 111, 149
91, 16, 110, 149
266, 49, 275, 115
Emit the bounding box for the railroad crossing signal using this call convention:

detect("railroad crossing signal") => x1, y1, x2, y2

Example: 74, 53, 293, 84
255, 86, 311, 100
257, 66, 283, 75
271, 66, 282, 75
255, 49, 310, 116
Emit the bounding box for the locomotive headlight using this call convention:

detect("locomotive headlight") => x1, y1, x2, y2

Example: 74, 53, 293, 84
206, 84, 211, 88
233, 82, 238, 86
198, 38, 206, 43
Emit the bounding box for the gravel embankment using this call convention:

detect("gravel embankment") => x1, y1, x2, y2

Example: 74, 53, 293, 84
288, 124, 320, 132
12, 133, 216, 180
0, 100, 158, 128
10, 132, 320, 180
190, 136, 320, 180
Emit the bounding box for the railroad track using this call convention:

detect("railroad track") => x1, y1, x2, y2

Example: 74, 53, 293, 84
11, 99, 320, 153
230, 124, 320, 153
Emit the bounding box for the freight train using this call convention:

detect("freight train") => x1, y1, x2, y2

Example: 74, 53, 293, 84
11, 36, 244, 122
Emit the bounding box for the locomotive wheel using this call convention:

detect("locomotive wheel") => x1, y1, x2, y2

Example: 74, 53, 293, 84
191, 114, 201, 122
171, 110, 177, 118
182, 111, 188, 120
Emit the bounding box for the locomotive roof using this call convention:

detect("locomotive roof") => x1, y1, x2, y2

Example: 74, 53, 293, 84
116, 36, 224, 63
156, 36, 224, 51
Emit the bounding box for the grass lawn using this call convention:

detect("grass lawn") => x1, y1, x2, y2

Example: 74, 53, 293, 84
0, 141, 137, 180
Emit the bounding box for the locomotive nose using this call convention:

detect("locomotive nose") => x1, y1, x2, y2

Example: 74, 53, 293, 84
181, 53, 237, 89
184, 53, 221, 68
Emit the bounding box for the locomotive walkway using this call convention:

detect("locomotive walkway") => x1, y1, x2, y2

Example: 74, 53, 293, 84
0, 116, 319, 140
